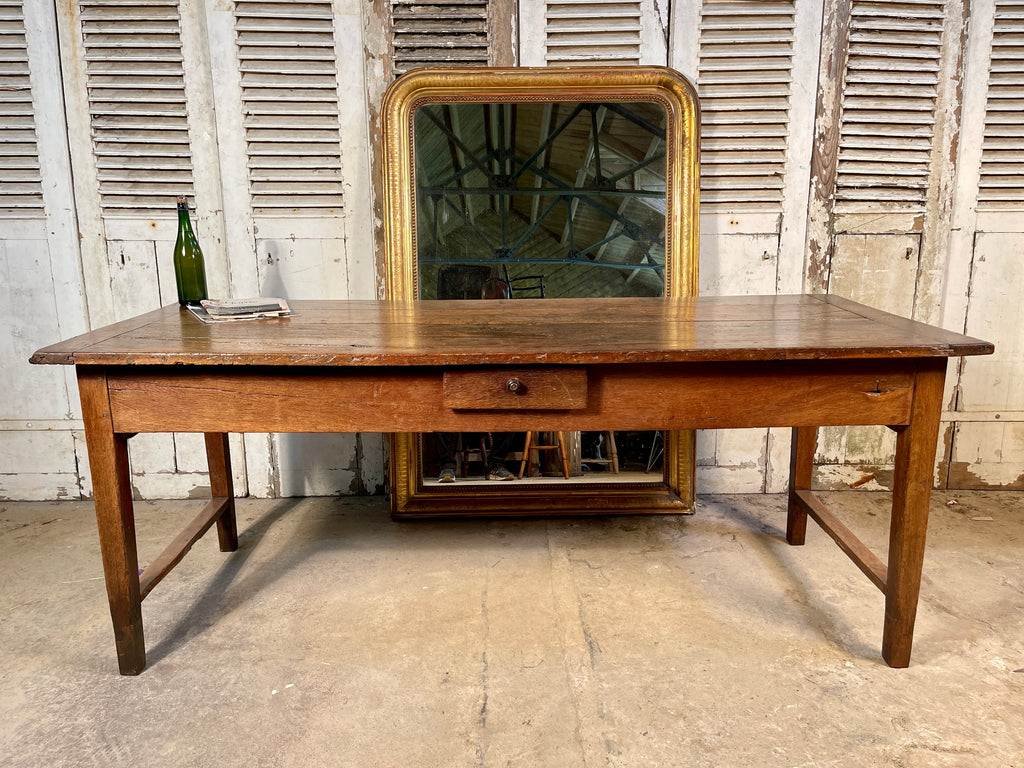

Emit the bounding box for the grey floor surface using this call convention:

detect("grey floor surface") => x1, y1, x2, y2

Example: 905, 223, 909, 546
1, 491, 1021, 767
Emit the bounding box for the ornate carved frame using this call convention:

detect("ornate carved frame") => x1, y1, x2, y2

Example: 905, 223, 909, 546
381, 66, 700, 518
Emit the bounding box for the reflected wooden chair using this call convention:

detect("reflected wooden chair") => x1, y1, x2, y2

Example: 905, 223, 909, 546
457, 433, 491, 477
580, 430, 619, 473
518, 431, 571, 479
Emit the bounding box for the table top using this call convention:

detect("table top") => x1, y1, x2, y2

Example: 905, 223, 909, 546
31, 294, 993, 368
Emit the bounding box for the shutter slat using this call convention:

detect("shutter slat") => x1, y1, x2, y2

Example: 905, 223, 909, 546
703, 111, 791, 126
97, 169, 194, 183
235, 18, 333, 32
393, 52, 489, 65
702, 136, 788, 151
851, 4, 944, 21
701, 188, 783, 204
982, 137, 1024, 149
250, 169, 342, 182
701, 120, 789, 135
0, 2, 42, 218
96, 155, 194, 170
93, 144, 191, 158
702, 177, 784, 190
394, 34, 493, 48
702, 149, 787, 165
840, 148, 931, 163
237, 86, 338, 101
93, 129, 191, 144
699, 44, 794, 60
234, 2, 333, 20
837, 162, 931, 176
548, 34, 643, 47
245, 141, 343, 156
391, 20, 484, 34
249, 194, 342, 210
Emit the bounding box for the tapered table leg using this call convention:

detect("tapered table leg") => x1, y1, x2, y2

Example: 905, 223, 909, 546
204, 433, 238, 551
787, 426, 817, 545
882, 359, 946, 668
78, 369, 146, 675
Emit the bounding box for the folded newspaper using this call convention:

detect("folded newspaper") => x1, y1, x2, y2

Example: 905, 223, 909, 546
187, 297, 292, 323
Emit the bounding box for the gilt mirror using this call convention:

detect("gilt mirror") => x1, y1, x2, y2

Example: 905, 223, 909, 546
381, 67, 700, 517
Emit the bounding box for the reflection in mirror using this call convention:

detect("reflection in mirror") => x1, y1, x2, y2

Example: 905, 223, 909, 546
413, 100, 669, 486
415, 101, 668, 300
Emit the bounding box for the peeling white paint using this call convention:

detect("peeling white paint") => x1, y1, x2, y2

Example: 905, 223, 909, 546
813, 465, 891, 492
5, 0, 1022, 499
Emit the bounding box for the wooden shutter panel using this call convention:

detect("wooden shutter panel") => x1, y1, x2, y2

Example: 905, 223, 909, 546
234, 1, 344, 217
77, 0, 194, 218
518, 0, 666, 67
978, 0, 1024, 210
0, 0, 44, 218
544, 0, 643, 63
697, 0, 797, 212
391, 0, 490, 74
833, 0, 944, 212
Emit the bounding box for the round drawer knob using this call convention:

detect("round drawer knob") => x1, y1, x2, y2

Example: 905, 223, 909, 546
506, 378, 524, 394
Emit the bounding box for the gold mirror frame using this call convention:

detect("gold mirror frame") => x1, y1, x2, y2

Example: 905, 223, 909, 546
381, 66, 700, 518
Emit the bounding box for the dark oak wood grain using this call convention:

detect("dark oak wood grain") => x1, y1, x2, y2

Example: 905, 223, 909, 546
204, 432, 238, 552
883, 358, 947, 668
77, 369, 145, 675
443, 367, 588, 410
30, 296, 995, 673
100, 360, 917, 434
792, 489, 888, 591
139, 496, 232, 600
787, 426, 817, 546
31, 295, 993, 369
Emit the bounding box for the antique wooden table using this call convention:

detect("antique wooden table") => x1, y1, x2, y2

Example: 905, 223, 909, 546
31, 295, 992, 674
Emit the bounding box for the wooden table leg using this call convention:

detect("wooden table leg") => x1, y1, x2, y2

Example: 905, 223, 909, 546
204, 433, 238, 552
78, 369, 146, 675
787, 426, 817, 545
882, 359, 946, 668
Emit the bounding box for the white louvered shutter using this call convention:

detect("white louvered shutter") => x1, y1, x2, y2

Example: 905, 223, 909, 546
833, 0, 944, 212
978, 0, 1024, 210
544, 0, 643, 63
0, 0, 44, 218
234, 1, 344, 216
76, 0, 194, 217
519, 0, 667, 66
696, 0, 797, 212
391, 0, 490, 74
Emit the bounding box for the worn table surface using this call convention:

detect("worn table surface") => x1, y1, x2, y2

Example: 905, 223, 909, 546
31, 294, 992, 368
27, 295, 995, 674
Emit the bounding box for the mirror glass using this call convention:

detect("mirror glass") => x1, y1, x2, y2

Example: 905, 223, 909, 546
414, 100, 668, 487
415, 100, 668, 301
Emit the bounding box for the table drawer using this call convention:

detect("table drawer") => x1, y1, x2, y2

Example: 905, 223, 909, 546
443, 367, 588, 410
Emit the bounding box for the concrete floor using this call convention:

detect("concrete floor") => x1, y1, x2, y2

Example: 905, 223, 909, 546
1, 492, 1021, 768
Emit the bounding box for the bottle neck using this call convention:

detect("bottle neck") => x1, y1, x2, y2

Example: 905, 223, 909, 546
177, 203, 195, 235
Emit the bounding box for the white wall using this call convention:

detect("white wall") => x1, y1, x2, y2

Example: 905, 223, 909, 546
2, 0, 1020, 499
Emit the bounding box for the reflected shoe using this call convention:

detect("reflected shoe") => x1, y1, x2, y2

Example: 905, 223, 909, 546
438, 467, 456, 483
487, 465, 515, 481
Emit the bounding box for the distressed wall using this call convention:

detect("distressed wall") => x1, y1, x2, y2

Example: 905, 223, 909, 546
1, 0, 1021, 500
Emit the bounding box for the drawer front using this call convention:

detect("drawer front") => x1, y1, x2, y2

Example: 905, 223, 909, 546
443, 367, 588, 410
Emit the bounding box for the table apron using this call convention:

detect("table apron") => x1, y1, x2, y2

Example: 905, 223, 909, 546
103, 360, 918, 434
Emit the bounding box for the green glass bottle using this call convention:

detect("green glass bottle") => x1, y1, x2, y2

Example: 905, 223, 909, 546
173, 196, 208, 306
